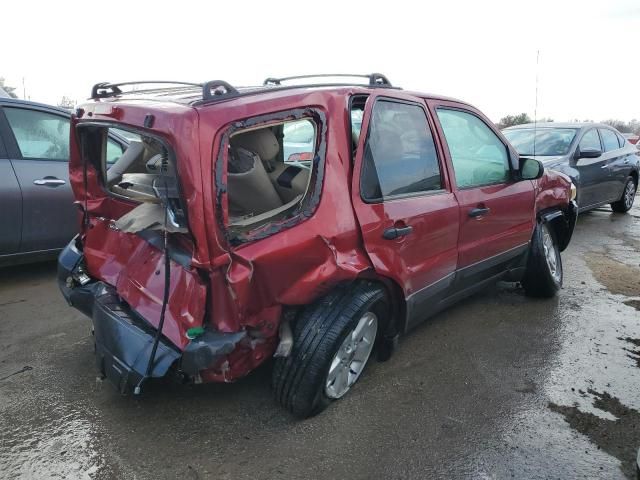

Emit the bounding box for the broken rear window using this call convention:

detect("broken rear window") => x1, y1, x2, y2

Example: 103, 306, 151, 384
221, 113, 324, 242
77, 124, 187, 230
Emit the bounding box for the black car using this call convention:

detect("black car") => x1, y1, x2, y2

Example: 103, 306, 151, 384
0, 98, 129, 266
503, 123, 639, 213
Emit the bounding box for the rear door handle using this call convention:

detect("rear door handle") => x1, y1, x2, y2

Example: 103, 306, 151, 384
469, 207, 490, 218
600, 164, 609, 169
34, 177, 66, 187
383, 225, 413, 240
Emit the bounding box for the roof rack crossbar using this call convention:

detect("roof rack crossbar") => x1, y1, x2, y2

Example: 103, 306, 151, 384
90, 81, 203, 99
263, 73, 393, 87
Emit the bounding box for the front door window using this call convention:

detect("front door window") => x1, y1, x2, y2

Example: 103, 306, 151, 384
436, 108, 509, 188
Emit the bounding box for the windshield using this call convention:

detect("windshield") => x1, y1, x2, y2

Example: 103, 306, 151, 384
503, 128, 578, 156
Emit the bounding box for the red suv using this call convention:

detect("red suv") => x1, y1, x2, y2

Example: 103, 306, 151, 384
58, 74, 577, 417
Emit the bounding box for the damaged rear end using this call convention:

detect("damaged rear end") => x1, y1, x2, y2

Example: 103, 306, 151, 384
58, 102, 246, 393
59, 87, 375, 398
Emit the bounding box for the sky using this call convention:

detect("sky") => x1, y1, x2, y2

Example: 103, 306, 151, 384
1, 0, 639, 123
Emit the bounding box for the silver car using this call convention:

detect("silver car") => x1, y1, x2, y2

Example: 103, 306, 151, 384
0, 98, 128, 266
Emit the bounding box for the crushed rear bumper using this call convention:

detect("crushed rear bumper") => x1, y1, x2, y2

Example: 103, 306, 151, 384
57, 237, 246, 393
58, 245, 180, 393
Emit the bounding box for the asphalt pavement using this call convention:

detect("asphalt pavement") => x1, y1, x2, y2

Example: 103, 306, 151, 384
1, 200, 639, 479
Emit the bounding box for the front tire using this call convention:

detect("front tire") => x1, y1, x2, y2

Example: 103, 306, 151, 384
522, 222, 563, 298
611, 176, 636, 213
272, 282, 388, 418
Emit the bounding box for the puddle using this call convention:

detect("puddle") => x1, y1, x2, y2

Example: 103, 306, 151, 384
0, 400, 107, 479
585, 252, 640, 297
549, 390, 640, 479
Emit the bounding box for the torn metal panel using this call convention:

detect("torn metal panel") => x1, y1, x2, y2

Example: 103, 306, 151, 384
83, 218, 206, 350
114, 202, 187, 234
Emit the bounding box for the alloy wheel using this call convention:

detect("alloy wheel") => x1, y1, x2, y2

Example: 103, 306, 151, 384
542, 225, 561, 282
624, 181, 636, 210
324, 312, 378, 399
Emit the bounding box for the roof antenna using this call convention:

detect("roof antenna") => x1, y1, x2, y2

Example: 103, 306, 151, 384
533, 50, 539, 157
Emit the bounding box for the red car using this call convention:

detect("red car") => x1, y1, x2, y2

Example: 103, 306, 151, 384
58, 74, 577, 417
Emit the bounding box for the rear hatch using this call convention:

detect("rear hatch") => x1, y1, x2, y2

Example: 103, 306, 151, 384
69, 103, 207, 352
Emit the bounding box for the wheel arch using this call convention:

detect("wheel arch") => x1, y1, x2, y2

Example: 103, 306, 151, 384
537, 203, 577, 252
351, 273, 406, 342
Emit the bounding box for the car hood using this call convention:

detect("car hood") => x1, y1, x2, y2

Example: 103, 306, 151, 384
522, 155, 569, 170
525, 155, 567, 165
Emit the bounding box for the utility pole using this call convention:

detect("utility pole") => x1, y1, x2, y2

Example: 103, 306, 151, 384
22, 77, 26, 100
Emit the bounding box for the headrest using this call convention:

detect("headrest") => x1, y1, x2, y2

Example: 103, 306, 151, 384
231, 128, 279, 161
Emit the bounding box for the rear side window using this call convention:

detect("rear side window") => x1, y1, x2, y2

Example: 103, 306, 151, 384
4, 107, 69, 160
599, 129, 619, 152
616, 132, 626, 148
436, 108, 509, 188
360, 100, 441, 201
579, 129, 601, 151
222, 112, 324, 242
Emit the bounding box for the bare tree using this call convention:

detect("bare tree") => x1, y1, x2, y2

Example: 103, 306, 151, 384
0, 77, 18, 98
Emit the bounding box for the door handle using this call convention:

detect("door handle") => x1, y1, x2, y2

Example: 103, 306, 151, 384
600, 164, 609, 169
383, 225, 413, 240
468, 207, 490, 218
34, 178, 66, 187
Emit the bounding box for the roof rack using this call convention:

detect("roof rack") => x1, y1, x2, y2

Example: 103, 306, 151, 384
90, 80, 240, 100
89, 74, 396, 105
263, 73, 393, 88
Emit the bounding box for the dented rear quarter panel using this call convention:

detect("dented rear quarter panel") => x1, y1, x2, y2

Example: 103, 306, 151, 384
196, 90, 374, 335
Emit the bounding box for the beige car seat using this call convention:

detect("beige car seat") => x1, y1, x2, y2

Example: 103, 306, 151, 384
228, 129, 284, 216
229, 127, 311, 216
107, 140, 145, 185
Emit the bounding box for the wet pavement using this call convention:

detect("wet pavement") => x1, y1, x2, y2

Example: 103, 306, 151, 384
1, 200, 639, 479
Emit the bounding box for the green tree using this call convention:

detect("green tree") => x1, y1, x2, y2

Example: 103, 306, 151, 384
0, 77, 18, 98
497, 113, 532, 129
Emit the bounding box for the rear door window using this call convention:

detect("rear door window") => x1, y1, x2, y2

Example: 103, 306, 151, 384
4, 107, 69, 160
360, 100, 442, 201
599, 129, 619, 152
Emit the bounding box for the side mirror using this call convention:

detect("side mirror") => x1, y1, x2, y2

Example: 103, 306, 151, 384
576, 148, 602, 159
519, 157, 544, 180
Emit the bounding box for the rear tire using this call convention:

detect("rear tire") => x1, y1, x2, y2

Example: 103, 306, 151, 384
522, 222, 563, 298
272, 282, 388, 418
611, 176, 636, 213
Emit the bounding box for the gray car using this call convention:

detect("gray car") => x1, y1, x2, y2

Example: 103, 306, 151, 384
0, 98, 128, 266
503, 122, 639, 213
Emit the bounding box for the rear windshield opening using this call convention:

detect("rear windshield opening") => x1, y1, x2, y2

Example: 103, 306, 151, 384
78, 125, 187, 229
225, 118, 317, 234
